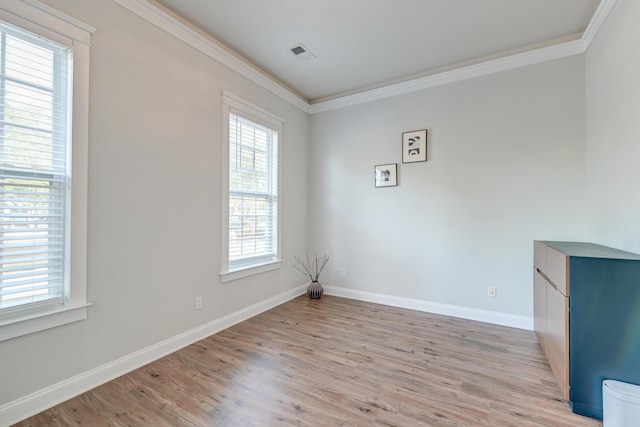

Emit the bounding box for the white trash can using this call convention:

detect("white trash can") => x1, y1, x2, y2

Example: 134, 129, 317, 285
603, 380, 640, 426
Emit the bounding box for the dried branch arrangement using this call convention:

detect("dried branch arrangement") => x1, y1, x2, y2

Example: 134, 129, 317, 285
293, 252, 332, 282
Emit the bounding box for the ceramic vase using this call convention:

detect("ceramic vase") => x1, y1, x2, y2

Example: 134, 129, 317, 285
307, 281, 323, 299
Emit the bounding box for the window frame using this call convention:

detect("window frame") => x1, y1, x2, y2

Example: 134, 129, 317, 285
0, 0, 94, 341
220, 92, 283, 283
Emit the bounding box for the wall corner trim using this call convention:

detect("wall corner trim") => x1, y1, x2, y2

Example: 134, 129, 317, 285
324, 286, 533, 331
0, 285, 306, 427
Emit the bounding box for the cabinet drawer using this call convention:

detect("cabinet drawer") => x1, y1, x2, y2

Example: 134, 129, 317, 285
545, 245, 569, 296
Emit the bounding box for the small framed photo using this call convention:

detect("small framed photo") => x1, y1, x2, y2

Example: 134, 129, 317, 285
375, 163, 397, 187
402, 129, 427, 163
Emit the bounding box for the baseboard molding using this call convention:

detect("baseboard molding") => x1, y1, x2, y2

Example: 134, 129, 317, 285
0, 285, 306, 427
324, 286, 533, 331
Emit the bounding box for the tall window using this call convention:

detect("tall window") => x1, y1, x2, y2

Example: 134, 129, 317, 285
0, 23, 69, 313
222, 93, 282, 282
0, 3, 92, 341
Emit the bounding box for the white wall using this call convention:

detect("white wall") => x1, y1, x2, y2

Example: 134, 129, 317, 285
0, 0, 308, 409
586, 0, 640, 253
309, 57, 587, 318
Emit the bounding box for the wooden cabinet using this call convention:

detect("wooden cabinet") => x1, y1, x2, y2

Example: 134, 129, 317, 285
533, 241, 570, 400
533, 241, 640, 419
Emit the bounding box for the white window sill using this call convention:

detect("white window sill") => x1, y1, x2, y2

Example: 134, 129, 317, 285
220, 260, 283, 283
0, 303, 91, 342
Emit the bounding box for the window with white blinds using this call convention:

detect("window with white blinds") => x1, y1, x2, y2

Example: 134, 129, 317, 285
0, 22, 70, 314
228, 112, 278, 271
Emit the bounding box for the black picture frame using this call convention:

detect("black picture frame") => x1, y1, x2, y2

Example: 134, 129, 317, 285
374, 163, 398, 187
402, 129, 427, 163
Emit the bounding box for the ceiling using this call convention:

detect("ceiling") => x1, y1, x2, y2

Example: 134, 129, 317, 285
154, 0, 602, 104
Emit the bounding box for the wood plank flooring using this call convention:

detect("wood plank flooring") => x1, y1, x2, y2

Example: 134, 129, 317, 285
13, 295, 602, 426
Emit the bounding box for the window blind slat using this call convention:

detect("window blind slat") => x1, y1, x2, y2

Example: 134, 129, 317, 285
0, 264, 63, 275
0, 269, 64, 282
0, 254, 64, 266
0, 274, 64, 290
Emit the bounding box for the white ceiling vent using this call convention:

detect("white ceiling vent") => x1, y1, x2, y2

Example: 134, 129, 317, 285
289, 43, 316, 63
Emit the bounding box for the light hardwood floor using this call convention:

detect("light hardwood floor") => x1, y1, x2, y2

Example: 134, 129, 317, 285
13, 296, 602, 426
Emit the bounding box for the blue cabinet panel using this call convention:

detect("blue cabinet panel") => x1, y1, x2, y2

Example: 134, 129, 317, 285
569, 257, 640, 419
536, 241, 640, 420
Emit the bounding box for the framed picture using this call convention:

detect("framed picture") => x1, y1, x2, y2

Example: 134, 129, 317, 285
402, 129, 427, 163
374, 163, 397, 187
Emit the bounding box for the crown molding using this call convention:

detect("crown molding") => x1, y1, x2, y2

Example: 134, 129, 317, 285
309, 39, 587, 114
581, 0, 618, 48
112, 0, 616, 115
311, 0, 618, 113
112, 0, 310, 113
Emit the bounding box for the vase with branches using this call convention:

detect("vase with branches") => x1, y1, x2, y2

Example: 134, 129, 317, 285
293, 252, 331, 299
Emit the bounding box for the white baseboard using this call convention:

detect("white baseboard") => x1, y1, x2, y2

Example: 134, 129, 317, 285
324, 286, 533, 331
0, 285, 306, 427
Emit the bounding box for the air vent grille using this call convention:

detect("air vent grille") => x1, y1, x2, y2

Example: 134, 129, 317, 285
290, 45, 306, 55
289, 43, 315, 62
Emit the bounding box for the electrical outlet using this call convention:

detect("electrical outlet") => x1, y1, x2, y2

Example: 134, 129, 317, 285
488, 287, 497, 299
195, 296, 203, 310
340, 268, 347, 277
